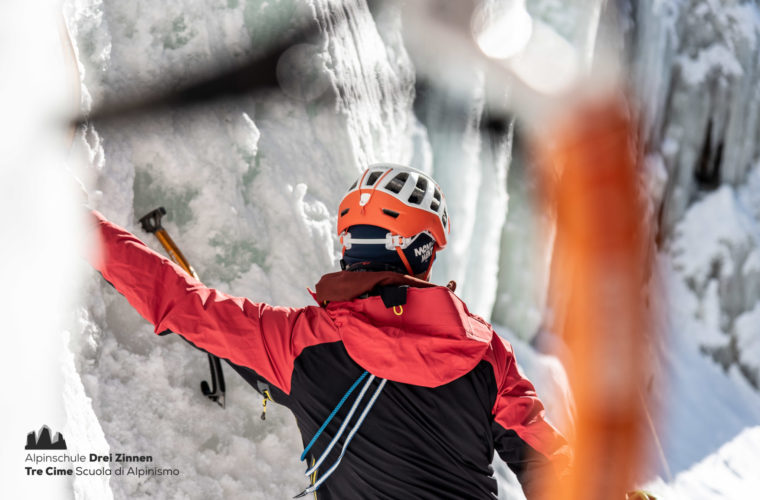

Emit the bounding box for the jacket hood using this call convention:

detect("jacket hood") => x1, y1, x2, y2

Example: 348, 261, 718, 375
313, 271, 493, 387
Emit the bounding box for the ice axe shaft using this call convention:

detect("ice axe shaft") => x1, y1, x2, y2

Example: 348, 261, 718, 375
139, 206, 226, 408
155, 229, 198, 278
138, 207, 198, 277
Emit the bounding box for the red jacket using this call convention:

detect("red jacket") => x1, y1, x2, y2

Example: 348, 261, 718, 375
91, 211, 570, 499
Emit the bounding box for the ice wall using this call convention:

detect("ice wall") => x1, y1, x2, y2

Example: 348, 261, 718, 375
625, 0, 760, 237
415, 74, 513, 321
489, 132, 551, 340
66, 0, 428, 498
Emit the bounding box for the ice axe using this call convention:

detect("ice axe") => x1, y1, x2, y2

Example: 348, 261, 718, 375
139, 206, 226, 408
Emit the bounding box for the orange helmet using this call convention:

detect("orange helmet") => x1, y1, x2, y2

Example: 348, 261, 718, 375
337, 164, 450, 275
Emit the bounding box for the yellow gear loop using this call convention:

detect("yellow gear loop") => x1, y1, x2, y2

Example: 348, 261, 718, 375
393, 305, 404, 316
260, 389, 274, 421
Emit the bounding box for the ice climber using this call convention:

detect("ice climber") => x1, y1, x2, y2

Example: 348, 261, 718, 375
89, 163, 571, 499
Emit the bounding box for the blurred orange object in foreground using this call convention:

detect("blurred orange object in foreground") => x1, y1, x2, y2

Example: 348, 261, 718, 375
537, 97, 655, 499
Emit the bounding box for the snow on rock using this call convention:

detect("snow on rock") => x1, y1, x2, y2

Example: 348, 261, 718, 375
669, 185, 760, 388
648, 426, 760, 500
644, 256, 760, 497
671, 186, 759, 304
734, 303, 760, 388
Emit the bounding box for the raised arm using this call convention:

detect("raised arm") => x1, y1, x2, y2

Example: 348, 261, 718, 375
89, 210, 336, 394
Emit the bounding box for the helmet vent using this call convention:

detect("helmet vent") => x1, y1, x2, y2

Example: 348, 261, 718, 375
340, 208, 350, 216
442, 208, 448, 228
433, 189, 441, 201
430, 199, 440, 211
382, 209, 400, 218
348, 180, 358, 191
366, 171, 382, 186
408, 177, 427, 205
384, 172, 408, 194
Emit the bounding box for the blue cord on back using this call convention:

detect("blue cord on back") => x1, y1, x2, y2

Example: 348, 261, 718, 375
300, 370, 369, 461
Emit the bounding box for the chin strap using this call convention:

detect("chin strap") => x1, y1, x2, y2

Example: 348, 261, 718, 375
394, 246, 415, 275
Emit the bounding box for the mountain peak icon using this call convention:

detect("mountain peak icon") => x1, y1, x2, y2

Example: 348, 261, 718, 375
25, 425, 67, 450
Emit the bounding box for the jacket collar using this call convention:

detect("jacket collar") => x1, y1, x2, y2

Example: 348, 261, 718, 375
313, 270, 437, 304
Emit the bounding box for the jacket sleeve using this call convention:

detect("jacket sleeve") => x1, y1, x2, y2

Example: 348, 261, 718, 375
490, 336, 572, 499
89, 210, 335, 394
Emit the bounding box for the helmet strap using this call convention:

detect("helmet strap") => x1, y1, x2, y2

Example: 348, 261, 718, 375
421, 249, 436, 281
394, 246, 415, 276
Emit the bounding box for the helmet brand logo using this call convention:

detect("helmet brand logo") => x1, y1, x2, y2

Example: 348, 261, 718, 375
414, 241, 435, 262
359, 193, 371, 206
